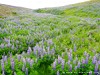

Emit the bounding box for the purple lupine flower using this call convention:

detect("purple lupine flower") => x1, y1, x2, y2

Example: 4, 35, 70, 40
2, 56, 7, 63
94, 62, 99, 73
10, 53, 12, 58
4, 38, 10, 43
38, 49, 41, 57
52, 59, 57, 70
17, 55, 21, 61
43, 47, 47, 55
47, 46, 50, 54
0, 44, 4, 48
27, 47, 32, 54
11, 58, 15, 71
47, 39, 53, 45
33, 45, 38, 51
11, 44, 15, 49
82, 59, 86, 68
92, 56, 97, 64
33, 45, 38, 55
67, 60, 70, 65
57, 70, 60, 75
4, 56, 7, 62
30, 59, 34, 67
26, 58, 31, 64
26, 68, 28, 75
7, 42, 11, 47
73, 57, 78, 65
58, 55, 62, 64
98, 60, 100, 64
73, 44, 77, 52
37, 47, 42, 56
85, 56, 88, 64
82, 59, 85, 64
1, 59, 4, 71
68, 53, 72, 61
61, 59, 65, 69
69, 64, 72, 72
89, 71, 92, 75
23, 58, 26, 66
51, 48, 55, 55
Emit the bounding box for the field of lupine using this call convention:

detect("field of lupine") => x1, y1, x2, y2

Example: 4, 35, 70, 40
0, 0, 100, 75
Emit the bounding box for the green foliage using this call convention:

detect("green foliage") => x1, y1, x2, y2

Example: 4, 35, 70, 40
35, 9, 65, 15
0, 0, 100, 75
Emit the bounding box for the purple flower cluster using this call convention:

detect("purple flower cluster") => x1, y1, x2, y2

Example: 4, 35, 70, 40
27, 47, 32, 54
0, 38, 100, 74
1, 55, 8, 75
51, 50, 100, 73
52, 55, 65, 70
10, 58, 15, 71
0, 38, 22, 50
0, 52, 35, 75
92, 56, 97, 64
0, 44, 4, 48
52, 59, 57, 70
32, 40, 55, 58
1, 59, 5, 72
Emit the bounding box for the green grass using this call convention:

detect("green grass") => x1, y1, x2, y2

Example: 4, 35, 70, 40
0, 0, 100, 75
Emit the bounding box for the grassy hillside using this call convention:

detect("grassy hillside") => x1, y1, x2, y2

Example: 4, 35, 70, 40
0, 0, 100, 75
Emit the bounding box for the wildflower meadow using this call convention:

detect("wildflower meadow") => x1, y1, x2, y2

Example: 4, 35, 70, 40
0, 0, 100, 75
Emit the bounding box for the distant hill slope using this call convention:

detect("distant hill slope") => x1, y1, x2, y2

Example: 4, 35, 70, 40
34, 0, 100, 17
0, 0, 100, 17
0, 0, 100, 74
0, 4, 32, 18
0, 4, 16, 17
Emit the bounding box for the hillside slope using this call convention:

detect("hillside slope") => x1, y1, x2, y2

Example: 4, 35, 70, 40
0, 0, 100, 75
